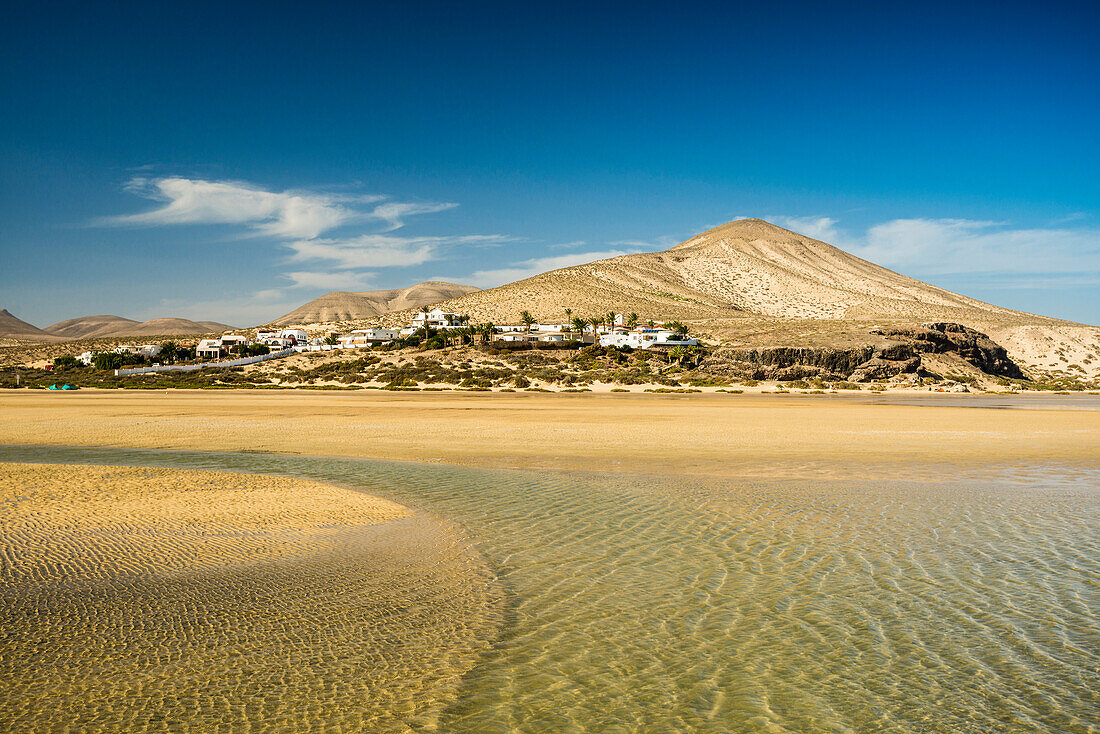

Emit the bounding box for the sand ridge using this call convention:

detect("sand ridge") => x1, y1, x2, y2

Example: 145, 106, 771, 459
0, 390, 1096, 479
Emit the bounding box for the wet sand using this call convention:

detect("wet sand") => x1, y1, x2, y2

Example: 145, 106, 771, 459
0, 462, 503, 732
0, 389, 1097, 478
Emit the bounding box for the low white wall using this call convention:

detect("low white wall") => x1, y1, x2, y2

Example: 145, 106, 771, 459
114, 349, 294, 376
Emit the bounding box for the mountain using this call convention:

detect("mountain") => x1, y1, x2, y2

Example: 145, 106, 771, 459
44, 315, 233, 339
0, 309, 66, 341
44, 315, 140, 339
271, 281, 480, 326
380, 219, 1098, 378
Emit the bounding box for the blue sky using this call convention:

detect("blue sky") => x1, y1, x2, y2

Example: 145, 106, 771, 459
2, 1, 1098, 326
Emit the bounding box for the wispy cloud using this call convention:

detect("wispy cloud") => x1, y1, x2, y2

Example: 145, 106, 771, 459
368, 201, 458, 231
768, 216, 843, 244
854, 218, 1100, 275
107, 177, 367, 239
103, 176, 507, 290
282, 271, 375, 290
461, 248, 640, 288
767, 214, 1100, 285
285, 234, 509, 270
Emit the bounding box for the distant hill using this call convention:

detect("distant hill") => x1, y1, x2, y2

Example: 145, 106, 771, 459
271, 281, 480, 325
378, 218, 1098, 378
414, 219, 1027, 325
0, 309, 66, 341
44, 315, 233, 339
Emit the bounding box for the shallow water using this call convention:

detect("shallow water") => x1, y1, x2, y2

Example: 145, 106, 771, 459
1, 445, 1097, 733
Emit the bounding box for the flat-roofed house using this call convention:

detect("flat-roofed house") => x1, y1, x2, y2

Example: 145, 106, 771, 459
599, 328, 698, 350
196, 334, 249, 359
337, 328, 402, 347
412, 308, 463, 329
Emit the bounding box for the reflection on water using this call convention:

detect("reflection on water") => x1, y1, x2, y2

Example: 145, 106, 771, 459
1, 445, 1097, 733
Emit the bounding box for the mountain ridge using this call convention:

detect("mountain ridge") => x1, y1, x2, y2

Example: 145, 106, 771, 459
0, 310, 233, 341
270, 280, 480, 325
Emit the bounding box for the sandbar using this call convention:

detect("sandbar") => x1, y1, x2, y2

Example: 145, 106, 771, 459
0, 389, 1097, 478
0, 461, 503, 731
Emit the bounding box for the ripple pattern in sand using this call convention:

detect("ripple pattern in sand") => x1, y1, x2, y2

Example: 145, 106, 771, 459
0, 448, 1097, 733
0, 463, 503, 733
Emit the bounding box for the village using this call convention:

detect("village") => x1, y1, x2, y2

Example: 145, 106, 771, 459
61, 309, 698, 374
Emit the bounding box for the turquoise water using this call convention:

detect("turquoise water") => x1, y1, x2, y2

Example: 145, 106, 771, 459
1, 445, 1097, 733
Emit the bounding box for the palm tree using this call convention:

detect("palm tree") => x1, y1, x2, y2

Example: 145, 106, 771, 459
588, 316, 604, 344
626, 312, 638, 328
418, 306, 433, 338
158, 341, 178, 364
564, 307, 572, 325
478, 322, 496, 343
666, 320, 688, 336
520, 310, 536, 336
571, 317, 587, 341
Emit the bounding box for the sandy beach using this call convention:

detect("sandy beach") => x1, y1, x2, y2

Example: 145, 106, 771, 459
0, 389, 1097, 478
0, 461, 503, 731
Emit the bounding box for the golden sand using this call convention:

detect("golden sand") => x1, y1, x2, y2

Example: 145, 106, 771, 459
0, 390, 1096, 478
0, 462, 503, 732
0, 462, 409, 584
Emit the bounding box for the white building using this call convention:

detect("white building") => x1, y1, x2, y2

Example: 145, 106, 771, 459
196, 335, 249, 359
257, 328, 307, 345
412, 308, 463, 328
338, 328, 402, 347
599, 328, 697, 350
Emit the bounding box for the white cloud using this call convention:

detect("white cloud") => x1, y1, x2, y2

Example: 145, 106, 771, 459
368, 201, 458, 231
283, 271, 374, 290
103, 176, 512, 302
462, 248, 639, 288
763, 215, 1100, 285
107, 177, 363, 239
105, 177, 462, 242
852, 219, 1100, 275
285, 233, 508, 270
770, 216, 842, 244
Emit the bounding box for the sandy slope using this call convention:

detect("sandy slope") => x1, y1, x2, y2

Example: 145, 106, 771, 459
271, 280, 479, 325
365, 219, 1098, 378
0, 309, 65, 341
380, 220, 1037, 325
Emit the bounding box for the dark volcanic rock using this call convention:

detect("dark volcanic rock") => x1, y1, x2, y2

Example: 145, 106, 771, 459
697, 322, 1023, 383
849, 356, 921, 382
871, 323, 1025, 379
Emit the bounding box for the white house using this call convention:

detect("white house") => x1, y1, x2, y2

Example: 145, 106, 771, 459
496, 332, 534, 343
412, 308, 463, 328
196, 334, 249, 359
338, 328, 402, 347
599, 328, 697, 350
258, 328, 307, 345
